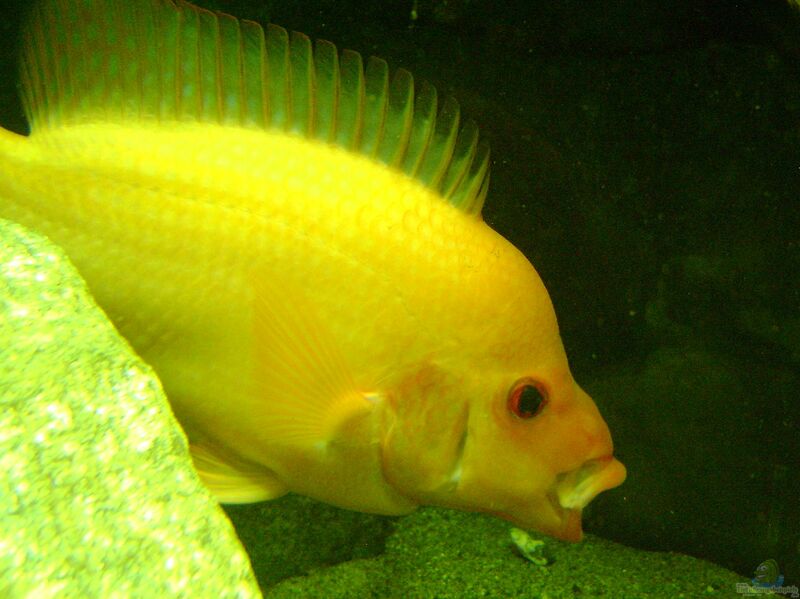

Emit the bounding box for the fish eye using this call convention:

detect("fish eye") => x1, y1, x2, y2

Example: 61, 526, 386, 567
507, 379, 547, 419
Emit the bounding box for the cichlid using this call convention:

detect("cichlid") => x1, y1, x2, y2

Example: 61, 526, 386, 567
0, 0, 625, 541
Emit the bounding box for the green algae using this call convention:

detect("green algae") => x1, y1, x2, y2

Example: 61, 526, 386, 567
225, 496, 745, 598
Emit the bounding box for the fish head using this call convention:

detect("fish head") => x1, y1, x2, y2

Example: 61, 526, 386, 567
380, 352, 625, 542
376, 227, 625, 539
475, 373, 626, 541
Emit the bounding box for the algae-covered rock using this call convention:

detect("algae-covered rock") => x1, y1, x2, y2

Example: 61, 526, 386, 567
256, 504, 746, 598
0, 219, 260, 598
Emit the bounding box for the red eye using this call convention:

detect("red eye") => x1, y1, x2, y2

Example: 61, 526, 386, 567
507, 380, 547, 419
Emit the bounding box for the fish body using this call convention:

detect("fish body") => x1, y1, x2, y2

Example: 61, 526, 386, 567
0, 0, 625, 540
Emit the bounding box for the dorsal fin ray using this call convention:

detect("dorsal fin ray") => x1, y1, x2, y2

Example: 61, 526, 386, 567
335, 49, 365, 151
20, 0, 491, 215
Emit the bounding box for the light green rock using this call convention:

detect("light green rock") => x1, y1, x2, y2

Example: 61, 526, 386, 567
0, 219, 261, 598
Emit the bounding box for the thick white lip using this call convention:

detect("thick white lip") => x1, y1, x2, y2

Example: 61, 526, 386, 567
556, 455, 627, 510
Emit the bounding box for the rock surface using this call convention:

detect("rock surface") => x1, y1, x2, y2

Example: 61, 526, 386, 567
224, 496, 747, 598
0, 219, 260, 598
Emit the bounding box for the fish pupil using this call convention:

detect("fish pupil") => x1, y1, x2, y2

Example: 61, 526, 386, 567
515, 385, 545, 418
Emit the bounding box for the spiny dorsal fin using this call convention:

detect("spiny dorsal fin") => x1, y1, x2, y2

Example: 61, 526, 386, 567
21, 0, 491, 216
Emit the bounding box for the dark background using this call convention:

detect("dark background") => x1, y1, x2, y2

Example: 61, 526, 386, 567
2, 0, 798, 587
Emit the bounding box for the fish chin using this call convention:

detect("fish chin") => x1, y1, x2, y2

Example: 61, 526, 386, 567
548, 506, 583, 542
492, 496, 583, 542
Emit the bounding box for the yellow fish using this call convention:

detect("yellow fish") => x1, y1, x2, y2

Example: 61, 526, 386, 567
0, 0, 625, 540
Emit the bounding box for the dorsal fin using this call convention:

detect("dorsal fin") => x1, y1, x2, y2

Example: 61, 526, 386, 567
20, 0, 491, 216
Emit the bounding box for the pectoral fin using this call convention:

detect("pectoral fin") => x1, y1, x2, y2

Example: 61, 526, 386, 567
190, 442, 287, 503
251, 275, 375, 450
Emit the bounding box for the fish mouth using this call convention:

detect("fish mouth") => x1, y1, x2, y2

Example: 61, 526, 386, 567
490, 456, 625, 542
555, 455, 626, 511
543, 455, 626, 541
